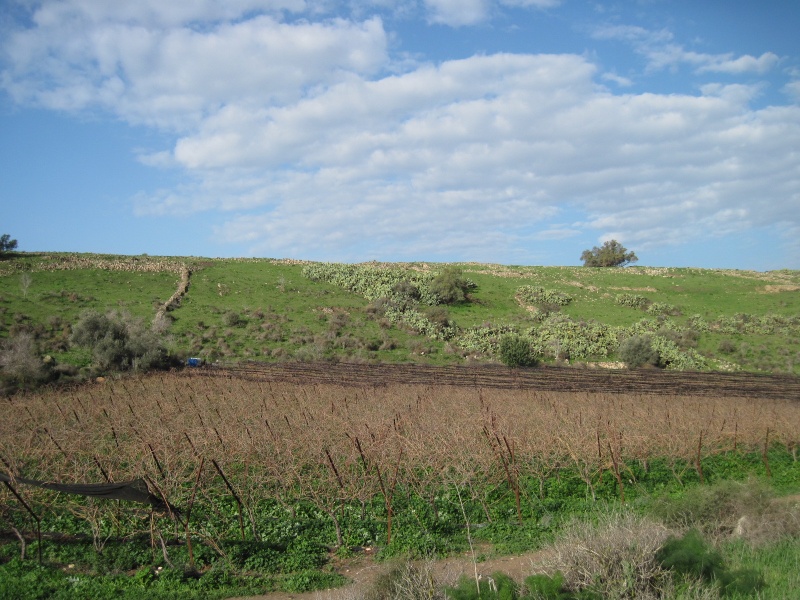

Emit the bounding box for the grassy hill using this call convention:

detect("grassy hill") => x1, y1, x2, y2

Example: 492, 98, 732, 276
1, 252, 799, 387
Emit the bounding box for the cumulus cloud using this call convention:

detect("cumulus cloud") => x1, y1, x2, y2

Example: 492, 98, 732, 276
133, 51, 800, 261
2, 6, 387, 130
3, 2, 798, 263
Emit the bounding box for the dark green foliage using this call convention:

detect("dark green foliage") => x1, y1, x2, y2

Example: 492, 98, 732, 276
580, 240, 637, 267
618, 334, 660, 368
430, 266, 474, 304
499, 334, 537, 367
70, 310, 169, 372
657, 529, 765, 596
0, 234, 18, 254
657, 529, 725, 581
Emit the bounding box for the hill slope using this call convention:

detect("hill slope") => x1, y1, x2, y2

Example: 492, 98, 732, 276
1, 252, 799, 384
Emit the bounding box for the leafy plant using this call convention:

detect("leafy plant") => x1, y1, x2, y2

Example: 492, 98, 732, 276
429, 266, 474, 305
498, 334, 537, 367
657, 529, 765, 596
618, 334, 660, 368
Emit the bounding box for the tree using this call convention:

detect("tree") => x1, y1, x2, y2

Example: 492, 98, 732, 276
581, 239, 638, 267
0, 234, 18, 255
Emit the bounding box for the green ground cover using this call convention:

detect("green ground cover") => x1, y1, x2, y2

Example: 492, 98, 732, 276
2, 449, 798, 599
1, 253, 799, 388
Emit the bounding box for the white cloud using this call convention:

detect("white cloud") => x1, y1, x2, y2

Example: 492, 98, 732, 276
592, 23, 780, 77
785, 80, 800, 102
4, 3, 799, 263
423, 0, 560, 27
131, 50, 800, 261
424, 0, 489, 26
2, 3, 387, 130
648, 47, 780, 75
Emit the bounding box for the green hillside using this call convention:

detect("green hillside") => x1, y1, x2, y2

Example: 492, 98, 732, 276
1, 252, 799, 390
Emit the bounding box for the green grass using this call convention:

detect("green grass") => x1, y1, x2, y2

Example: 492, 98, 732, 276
1, 253, 799, 375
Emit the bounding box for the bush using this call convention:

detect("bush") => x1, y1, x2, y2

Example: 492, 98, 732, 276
580, 240, 637, 267
70, 310, 170, 373
656, 529, 765, 596
499, 334, 537, 368
542, 512, 671, 598
0, 331, 52, 391
429, 266, 474, 305
222, 311, 245, 327
365, 560, 450, 600
618, 335, 660, 368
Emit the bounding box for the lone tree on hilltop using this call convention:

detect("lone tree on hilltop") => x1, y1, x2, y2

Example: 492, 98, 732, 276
581, 239, 638, 267
0, 234, 18, 255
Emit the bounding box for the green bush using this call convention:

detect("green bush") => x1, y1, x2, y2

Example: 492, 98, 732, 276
615, 293, 650, 309
656, 529, 765, 596
618, 335, 660, 368
430, 266, 474, 305
70, 310, 169, 373
517, 286, 573, 307
499, 334, 537, 367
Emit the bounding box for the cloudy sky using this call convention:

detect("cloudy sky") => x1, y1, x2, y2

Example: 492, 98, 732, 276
1, 1, 798, 269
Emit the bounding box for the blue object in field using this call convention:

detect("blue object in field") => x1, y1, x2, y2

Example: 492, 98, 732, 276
187, 357, 203, 367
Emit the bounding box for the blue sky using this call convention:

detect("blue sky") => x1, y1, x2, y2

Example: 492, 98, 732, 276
1, 1, 798, 269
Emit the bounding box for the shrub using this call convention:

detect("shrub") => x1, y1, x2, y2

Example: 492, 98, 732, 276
618, 335, 660, 368
222, 311, 245, 327
0, 331, 51, 390
517, 286, 573, 307
656, 529, 765, 597
580, 240, 637, 267
615, 293, 650, 309
541, 512, 671, 598
70, 310, 169, 373
498, 334, 537, 368
424, 306, 452, 328
365, 560, 450, 600
429, 266, 474, 304
650, 478, 800, 545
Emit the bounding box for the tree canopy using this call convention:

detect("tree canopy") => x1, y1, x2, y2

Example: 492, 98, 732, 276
581, 239, 638, 267
0, 234, 18, 255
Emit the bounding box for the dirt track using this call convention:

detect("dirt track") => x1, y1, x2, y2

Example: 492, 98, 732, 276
230, 545, 550, 600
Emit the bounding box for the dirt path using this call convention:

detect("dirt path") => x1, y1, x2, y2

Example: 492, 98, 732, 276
229, 546, 549, 600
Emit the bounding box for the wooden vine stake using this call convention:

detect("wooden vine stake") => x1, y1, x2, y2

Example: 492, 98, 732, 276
185, 458, 205, 572
695, 431, 705, 484
762, 428, 772, 478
